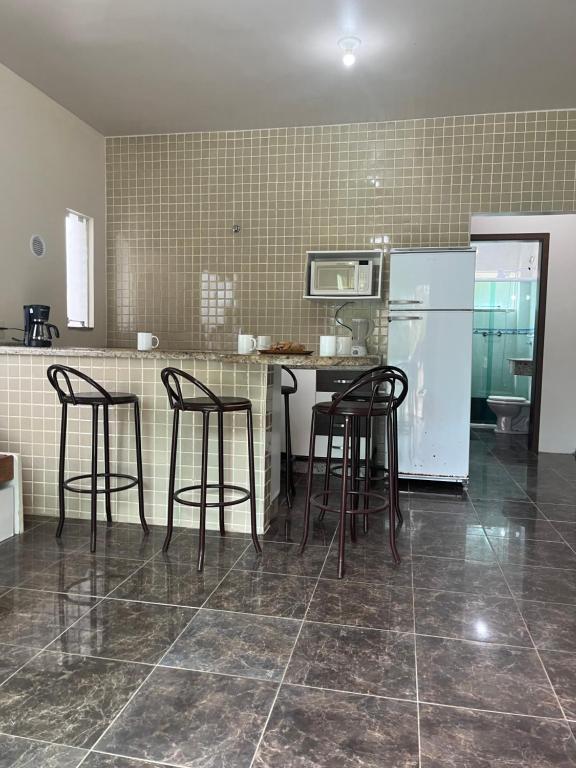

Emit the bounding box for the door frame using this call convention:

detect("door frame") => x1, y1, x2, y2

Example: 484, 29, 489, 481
470, 233, 549, 453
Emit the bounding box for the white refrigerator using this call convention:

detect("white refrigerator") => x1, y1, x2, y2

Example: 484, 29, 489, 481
387, 248, 476, 483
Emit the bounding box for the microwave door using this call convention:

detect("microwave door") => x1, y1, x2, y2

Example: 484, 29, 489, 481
312, 262, 356, 294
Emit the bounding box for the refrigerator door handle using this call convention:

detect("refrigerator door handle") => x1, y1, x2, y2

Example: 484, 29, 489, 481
389, 299, 424, 305
388, 315, 423, 321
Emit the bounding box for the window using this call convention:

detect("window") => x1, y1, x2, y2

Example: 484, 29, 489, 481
65, 209, 94, 328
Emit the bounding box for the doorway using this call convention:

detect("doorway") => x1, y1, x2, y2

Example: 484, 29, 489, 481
470, 233, 549, 453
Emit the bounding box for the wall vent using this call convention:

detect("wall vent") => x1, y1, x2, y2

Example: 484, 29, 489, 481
30, 235, 46, 258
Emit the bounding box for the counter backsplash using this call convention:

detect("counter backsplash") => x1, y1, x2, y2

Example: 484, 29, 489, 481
106, 110, 576, 353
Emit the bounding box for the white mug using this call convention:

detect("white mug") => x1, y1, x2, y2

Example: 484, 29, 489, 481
256, 335, 272, 351
319, 335, 337, 357
238, 334, 256, 354
336, 336, 353, 356
137, 332, 159, 351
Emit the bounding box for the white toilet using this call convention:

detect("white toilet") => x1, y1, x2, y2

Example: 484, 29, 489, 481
487, 396, 531, 434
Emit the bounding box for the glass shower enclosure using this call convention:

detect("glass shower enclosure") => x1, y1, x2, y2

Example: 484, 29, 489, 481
471, 240, 539, 425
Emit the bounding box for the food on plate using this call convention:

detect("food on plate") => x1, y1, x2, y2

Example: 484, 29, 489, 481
267, 341, 307, 354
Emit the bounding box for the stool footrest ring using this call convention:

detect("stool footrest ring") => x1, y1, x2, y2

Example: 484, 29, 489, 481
310, 490, 389, 516
63, 473, 138, 494
174, 483, 251, 508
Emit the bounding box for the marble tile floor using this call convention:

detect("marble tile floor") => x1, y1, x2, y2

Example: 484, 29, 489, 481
1, 432, 576, 765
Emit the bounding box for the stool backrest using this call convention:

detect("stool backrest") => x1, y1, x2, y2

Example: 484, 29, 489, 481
161, 367, 224, 409
47, 364, 113, 405
281, 366, 298, 393
330, 366, 408, 417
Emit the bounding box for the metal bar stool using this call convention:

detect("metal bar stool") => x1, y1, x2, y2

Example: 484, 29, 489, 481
46, 365, 148, 553
300, 368, 408, 578
281, 366, 297, 508
321, 365, 408, 533
160, 367, 261, 571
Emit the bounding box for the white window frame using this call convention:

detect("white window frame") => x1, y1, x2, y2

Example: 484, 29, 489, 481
65, 209, 94, 329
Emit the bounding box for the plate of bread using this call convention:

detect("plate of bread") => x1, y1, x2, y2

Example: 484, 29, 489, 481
258, 341, 313, 355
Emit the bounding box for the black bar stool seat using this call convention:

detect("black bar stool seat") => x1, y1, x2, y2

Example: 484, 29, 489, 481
161, 367, 261, 571
316, 400, 389, 418
47, 365, 149, 553
179, 396, 251, 413
281, 366, 298, 508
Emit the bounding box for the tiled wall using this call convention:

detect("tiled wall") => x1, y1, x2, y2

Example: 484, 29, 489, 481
0, 354, 273, 532
106, 110, 576, 353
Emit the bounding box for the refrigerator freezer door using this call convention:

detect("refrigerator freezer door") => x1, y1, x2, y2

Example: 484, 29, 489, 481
388, 310, 472, 481
389, 249, 476, 310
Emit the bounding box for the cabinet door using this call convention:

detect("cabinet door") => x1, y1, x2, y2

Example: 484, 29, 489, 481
282, 369, 316, 456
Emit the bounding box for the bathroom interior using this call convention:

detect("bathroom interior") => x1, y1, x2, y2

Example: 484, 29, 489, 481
470, 238, 541, 435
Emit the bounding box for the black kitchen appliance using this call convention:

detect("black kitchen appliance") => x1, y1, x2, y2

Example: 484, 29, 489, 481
23, 305, 60, 347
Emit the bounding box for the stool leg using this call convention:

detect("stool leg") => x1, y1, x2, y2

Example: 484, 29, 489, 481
197, 411, 210, 572
90, 404, 99, 553
387, 414, 401, 564
349, 417, 358, 543
318, 415, 333, 522
246, 407, 262, 554
134, 400, 149, 534
218, 411, 226, 537
284, 393, 294, 508
56, 403, 68, 538
103, 404, 113, 527
392, 410, 403, 526
163, 409, 180, 552
337, 415, 351, 579
363, 415, 372, 534
299, 410, 317, 553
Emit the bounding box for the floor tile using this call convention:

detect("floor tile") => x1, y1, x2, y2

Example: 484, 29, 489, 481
540, 650, 576, 719
0, 733, 86, 768
502, 564, 576, 605
483, 517, 562, 542
0, 643, 38, 684
50, 598, 195, 663
320, 544, 412, 586
410, 529, 495, 562
81, 754, 170, 768
158, 533, 249, 568
0, 527, 90, 558
109, 561, 227, 607
0, 588, 96, 647
519, 600, 576, 652
550, 521, 576, 548
285, 621, 416, 698
0, 651, 149, 748
264, 513, 337, 547
412, 556, 510, 596
253, 684, 419, 768
161, 609, 300, 681
20, 555, 143, 597
473, 499, 541, 523
409, 511, 483, 536
233, 541, 328, 577
96, 666, 276, 767
490, 538, 576, 569
91, 527, 167, 560
0, 551, 65, 588
419, 704, 576, 768
416, 635, 561, 717
205, 570, 316, 619
408, 496, 476, 516
414, 590, 531, 645
539, 504, 576, 523
307, 579, 414, 631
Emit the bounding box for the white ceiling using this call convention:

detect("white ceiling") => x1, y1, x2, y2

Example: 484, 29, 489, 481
0, 0, 575, 136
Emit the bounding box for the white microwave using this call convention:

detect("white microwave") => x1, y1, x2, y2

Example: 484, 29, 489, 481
305, 251, 383, 299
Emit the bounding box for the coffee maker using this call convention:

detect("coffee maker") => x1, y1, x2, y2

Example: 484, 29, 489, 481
23, 305, 60, 347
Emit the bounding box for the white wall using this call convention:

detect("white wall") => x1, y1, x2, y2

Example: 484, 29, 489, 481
0, 62, 106, 346
471, 214, 576, 454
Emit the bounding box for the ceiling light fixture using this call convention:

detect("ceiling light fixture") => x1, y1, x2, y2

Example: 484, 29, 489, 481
338, 36, 361, 67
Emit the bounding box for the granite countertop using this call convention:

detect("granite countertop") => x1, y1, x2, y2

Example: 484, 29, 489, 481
0, 346, 380, 368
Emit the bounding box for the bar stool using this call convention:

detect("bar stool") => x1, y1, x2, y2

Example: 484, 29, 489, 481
323, 365, 408, 534
281, 366, 297, 508
160, 367, 261, 571
300, 368, 408, 578
46, 365, 148, 553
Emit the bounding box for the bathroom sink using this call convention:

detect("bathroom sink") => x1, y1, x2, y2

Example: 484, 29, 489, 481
508, 358, 533, 376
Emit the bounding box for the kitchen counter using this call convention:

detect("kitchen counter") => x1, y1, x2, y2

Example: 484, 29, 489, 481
0, 346, 379, 368
0, 346, 377, 536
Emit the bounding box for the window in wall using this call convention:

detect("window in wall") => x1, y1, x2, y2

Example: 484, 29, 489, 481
65, 209, 94, 328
